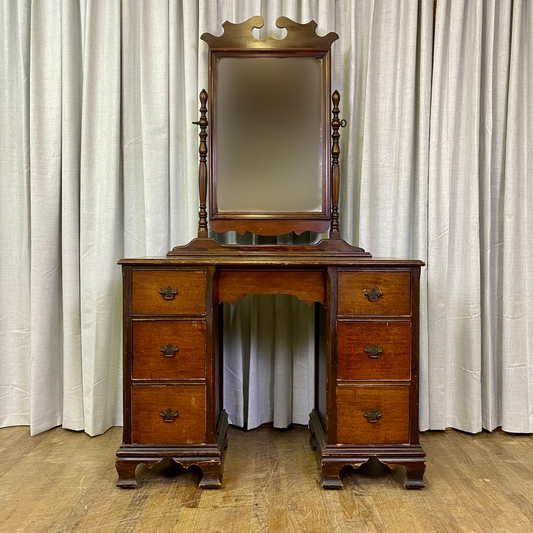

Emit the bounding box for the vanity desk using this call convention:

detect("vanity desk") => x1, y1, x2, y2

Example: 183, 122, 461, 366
115, 17, 426, 490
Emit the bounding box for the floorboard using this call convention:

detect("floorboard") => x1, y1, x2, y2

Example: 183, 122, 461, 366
0, 426, 532, 532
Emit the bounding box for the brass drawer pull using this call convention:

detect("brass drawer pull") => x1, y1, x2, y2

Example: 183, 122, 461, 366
364, 409, 382, 423
365, 344, 383, 359
364, 288, 383, 302
159, 286, 178, 300
160, 343, 179, 357
160, 408, 178, 422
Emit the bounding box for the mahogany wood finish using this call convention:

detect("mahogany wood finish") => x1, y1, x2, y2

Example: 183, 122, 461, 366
330, 91, 341, 239
201, 17, 338, 236
117, 251, 425, 490
309, 264, 425, 489
196, 90, 208, 238
337, 321, 411, 381
337, 271, 411, 316
132, 320, 206, 380
208, 220, 332, 237
325, 267, 338, 445
131, 270, 206, 315
167, 237, 370, 258
216, 269, 325, 307
201, 16, 338, 50
116, 17, 425, 491
336, 385, 410, 444
131, 385, 206, 444
117, 264, 228, 489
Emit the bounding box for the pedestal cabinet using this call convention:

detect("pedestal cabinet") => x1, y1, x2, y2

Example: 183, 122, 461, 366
309, 267, 425, 488
115, 266, 227, 488
115, 251, 425, 489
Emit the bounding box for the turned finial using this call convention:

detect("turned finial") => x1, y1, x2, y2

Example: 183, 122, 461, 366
330, 90, 341, 239
196, 90, 208, 238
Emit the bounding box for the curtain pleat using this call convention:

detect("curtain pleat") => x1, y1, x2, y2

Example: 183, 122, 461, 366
78, 0, 123, 435
60, 0, 84, 432
428, 0, 486, 432
0, 0, 32, 429
426, 0, 533, 433
0, 0, 531, 436
500, 0, 533, 433
28, 0, 64, 435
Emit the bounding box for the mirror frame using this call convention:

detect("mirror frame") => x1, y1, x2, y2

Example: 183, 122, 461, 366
201, 17, 338, 236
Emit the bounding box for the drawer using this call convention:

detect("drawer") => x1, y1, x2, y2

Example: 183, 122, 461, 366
337, 321, 411, 381
337, 385, 410, 444
132, 270, 206, 315
338, 271, 411, 316
132, 320, 206, 380
132, 385, 206, 444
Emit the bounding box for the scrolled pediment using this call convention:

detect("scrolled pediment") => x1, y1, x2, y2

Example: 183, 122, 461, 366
201, 16, 338, 50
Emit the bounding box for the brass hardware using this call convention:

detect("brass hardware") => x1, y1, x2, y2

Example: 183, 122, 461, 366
364, 409, 382, 423
365, 344, 383, 359
340, 118, 347, 128
364, 288, 383, 302
160, 343, 178, 357
160, 408, 178, 422
159, 286, 178, 300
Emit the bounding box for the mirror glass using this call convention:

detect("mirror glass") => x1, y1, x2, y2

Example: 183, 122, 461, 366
215, 57, 323, 213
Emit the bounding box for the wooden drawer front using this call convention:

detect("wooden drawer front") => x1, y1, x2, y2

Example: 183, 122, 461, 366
337, 321, 411, 381
337, 386, 410, 444
132, 385, 205, 444
132, 270, 206, 315
338, 272, 411, 316
132, 321, 206, 380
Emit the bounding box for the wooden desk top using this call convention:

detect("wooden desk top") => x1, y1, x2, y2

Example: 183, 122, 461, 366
118, 238, 425, 268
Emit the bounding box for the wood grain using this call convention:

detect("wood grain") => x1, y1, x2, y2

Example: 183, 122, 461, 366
216, 269, 325, 306
201, 16, 338, 50
337, 321, 411, 381
167, 237, 370, 257
336, 385, 410, 444
132, 385, 206, 444
338, 271, 411, 316
203, 16, 336, 238
132, 320, 206, 380
1, 426, 533, 533
120, 252, 425, 266
132, 270, 206, 315
122, 261, 423, 490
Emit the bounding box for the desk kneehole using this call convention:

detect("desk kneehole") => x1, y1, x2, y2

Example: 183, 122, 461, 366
117, 260, 425, 491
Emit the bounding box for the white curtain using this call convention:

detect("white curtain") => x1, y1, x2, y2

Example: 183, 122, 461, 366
427, 0, 533, 433
0, 0, 531, 437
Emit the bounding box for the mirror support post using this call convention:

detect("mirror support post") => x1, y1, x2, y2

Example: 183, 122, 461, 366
330, 90, 341, 239
196, 89, 209, 238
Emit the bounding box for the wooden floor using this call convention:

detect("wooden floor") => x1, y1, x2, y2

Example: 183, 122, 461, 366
1, 426, 532, 533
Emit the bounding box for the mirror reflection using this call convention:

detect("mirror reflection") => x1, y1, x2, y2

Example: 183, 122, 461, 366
215, 57, 323, 213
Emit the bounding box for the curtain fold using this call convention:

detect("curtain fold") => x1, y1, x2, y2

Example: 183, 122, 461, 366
0, 0, 531, 436
427, 0, 533, 432
500, 0, 533, 433
0, 0, 32, 429
78, 0, 123, 436
337, 0, 433, 430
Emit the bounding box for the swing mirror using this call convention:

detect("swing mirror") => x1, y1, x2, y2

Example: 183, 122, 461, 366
201, 16, 338, 236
